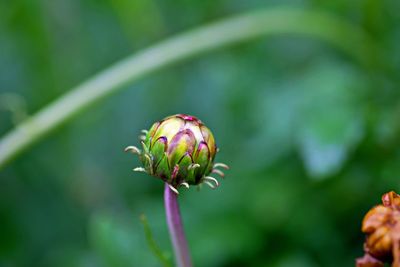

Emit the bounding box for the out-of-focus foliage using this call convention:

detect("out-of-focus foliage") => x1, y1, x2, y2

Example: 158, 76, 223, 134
1, 0, 400, 266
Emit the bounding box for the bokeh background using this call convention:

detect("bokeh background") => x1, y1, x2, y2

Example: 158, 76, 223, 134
1, 0, 400, 266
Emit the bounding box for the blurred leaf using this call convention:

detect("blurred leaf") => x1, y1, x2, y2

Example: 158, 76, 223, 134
296, 61, 366, 178
88, 212, 158, 267
247, 59, 366, 179
139, 214, 172, 267
89, 213, 135, 267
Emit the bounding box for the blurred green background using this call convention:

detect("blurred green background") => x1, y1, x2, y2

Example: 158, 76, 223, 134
1, 0, 400, 266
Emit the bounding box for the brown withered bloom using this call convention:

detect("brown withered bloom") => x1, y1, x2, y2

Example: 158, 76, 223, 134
356, 191, 400, 267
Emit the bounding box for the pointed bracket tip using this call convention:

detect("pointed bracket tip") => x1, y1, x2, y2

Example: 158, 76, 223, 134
213, 163, 229, 170
180, 182, 190, 189
133, 167, 146, 172
188, 163, 200, 171
204, 181, 216, 189
212, 168, 225, 178
204, 176, 219, 187
125, 146, 141, 154
168, 184, 179, 195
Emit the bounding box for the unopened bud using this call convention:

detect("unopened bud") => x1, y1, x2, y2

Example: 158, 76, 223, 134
125, 114, 228, 193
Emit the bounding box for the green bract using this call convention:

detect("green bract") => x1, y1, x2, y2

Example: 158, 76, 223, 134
125, 114, 228, 193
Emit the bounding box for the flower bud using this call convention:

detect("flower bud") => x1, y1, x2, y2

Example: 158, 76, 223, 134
125, 114, 228, 193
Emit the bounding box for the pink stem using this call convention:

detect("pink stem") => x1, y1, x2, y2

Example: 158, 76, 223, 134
164, 184, 193, 267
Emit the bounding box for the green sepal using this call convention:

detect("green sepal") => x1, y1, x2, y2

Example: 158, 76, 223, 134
155, 152, 170, 181
177, 153, 194, 184
141, 140, 150, 155
167, 130, 195, 168
193, 141, 210, 183
151, 136, 167, 168
187, 166, 198, 185
145, 121, 160, 147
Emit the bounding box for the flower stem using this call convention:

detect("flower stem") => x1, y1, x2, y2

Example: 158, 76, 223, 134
164, 184, 193, 267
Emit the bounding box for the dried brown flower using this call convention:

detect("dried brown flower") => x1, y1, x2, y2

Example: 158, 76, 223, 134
356, 191, 400, 267
356, 254, 384, 267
